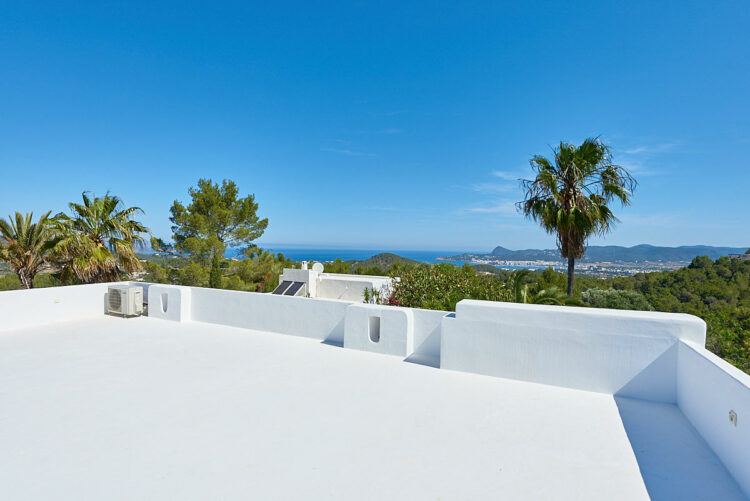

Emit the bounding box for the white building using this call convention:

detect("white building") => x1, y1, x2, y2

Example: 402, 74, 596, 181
275, 261, 394, 302
0, 282, 748, 500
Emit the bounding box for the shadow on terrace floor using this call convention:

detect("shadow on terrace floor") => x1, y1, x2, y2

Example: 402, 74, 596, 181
615, 396, 747, 501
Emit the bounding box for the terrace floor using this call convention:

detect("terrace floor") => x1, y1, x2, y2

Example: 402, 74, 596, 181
0, 316, 745, 500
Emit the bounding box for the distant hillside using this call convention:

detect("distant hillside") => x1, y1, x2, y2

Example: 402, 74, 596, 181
349, 252, 420, 270
470, 264, 506, 275
447, 244, 748, 264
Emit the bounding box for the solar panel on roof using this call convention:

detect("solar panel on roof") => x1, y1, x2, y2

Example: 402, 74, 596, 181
284, 281, 305, 296
272, 280, 293, 295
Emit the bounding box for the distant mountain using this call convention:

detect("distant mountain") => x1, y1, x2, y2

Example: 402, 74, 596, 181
446, 244, 748, 263
349, 252, 420, 270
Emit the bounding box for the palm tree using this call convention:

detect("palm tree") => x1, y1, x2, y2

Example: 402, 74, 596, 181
518, 138, 636, 295
53, 192, 149, 283
509, 269, 582, 306
0, 211, 57, 289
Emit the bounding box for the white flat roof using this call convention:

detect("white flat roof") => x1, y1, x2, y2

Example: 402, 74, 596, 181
1, 315, 745, 500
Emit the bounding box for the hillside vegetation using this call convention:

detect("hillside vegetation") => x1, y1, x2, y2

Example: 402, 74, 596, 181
448, 244, 748, 263
575, 256, 750, 371
375, 255, 750, 373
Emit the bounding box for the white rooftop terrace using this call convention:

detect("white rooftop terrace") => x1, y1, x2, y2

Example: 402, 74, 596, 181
1, 282, 749, 500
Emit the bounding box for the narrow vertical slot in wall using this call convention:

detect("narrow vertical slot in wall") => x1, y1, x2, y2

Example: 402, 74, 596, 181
368, 316, 381, 343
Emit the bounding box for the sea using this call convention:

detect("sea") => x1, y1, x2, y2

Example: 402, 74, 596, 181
261, 248, 458, 264
234, 246, 545, 270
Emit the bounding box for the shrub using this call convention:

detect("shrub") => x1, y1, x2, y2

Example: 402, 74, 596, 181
390, 263, 509, 311
581, 288, 654, 311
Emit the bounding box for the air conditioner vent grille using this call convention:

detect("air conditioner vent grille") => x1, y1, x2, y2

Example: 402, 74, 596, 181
109, 290, 122, 311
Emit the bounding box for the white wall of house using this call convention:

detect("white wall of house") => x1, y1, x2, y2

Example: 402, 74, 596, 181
278, 267, 394, 302
316, 273, 393, 302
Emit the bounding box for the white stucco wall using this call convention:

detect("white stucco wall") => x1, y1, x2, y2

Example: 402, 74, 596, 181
147, 285, 192, 322
409, 308, 449, 365
440, 300, 706, 401
316, 274, 393, 302
344, 304, 414, 356
189, 287, 351, 344
0, 282, 132, 332
677, 341, 750, 498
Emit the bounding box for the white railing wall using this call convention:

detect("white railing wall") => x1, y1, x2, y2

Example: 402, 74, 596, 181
0, 282, 126, 332
440, 300, 706, 402
677, 341, 750, 497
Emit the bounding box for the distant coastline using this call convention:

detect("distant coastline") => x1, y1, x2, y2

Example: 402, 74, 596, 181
438, 244, 749, 277
141, 243, 750, 277
256, 248, 457, 264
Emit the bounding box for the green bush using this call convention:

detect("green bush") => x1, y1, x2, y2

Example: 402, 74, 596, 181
0, 274, 20, 291
705, 311, 750, 373
390, 263, 509, 311
581, 288, 654, 311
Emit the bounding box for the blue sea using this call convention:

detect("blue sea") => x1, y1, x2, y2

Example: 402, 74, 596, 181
232, 246, 545, 271
256, 247, 458, 263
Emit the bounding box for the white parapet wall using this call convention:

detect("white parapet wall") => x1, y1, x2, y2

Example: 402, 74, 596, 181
677, 341, 750, 497
147, 285, 192, 322
0, 282, 129, 332
189, 286, 351, 344
440, 299, 706, 402
344, 304, 414, 356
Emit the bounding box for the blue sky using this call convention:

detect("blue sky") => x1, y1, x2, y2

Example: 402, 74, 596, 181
1, 2, 748, 251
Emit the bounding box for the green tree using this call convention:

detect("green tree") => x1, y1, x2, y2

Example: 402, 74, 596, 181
509, 269, 581, 306
143, 261, 170, 284
324, 258, 352, 274
518, 138, 636, 295
225, 247, 291, 292
0, 211, 57, 288
53, 193, 149, 283
177, 262, 209, 286
150, 236, 176, 254
170, 179, 268, 261
209, 252, 223, 288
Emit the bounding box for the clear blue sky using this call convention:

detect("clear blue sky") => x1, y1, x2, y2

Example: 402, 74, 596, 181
1, 2, 748, 251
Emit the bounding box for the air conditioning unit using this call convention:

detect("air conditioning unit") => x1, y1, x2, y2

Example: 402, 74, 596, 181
107, 285, 144, 317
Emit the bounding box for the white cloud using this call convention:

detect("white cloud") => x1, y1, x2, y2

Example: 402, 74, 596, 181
622, 142, 678, 155
492, 170, 525, 181
459, 200, 519, 216
618, 160, 663, 177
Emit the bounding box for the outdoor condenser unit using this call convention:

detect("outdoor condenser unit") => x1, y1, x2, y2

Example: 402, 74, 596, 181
107, 285, 144, 317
